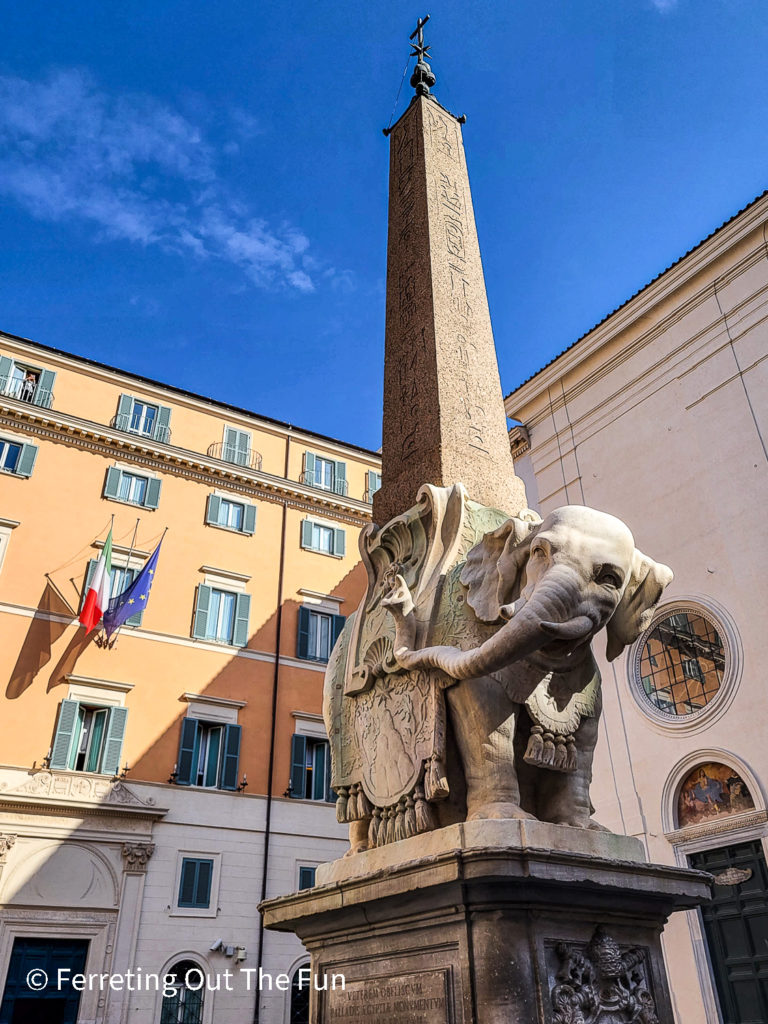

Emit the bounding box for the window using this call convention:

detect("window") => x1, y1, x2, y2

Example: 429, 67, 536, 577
114, 394, 171, 443
222, 426, 251, 466
178, 858, 214, 908
0, 355, 55, 408
175, 717, 241, 789
297, 607, 345, 662
290, 965, 311, 1024
300, 519, 346, 558
204, 494, 256, 535
298, 866, 316, 890
0, 437, 37, 477
635, 608, 726, 718
302, 451, 347, 495
49, 699, 128, 774
103, 466, 161, 509
82, 560, 144, 626
160, 960, 204, 1024
366, 470, 382, 501
289, 734, 332, 801
191, 584, 251, 647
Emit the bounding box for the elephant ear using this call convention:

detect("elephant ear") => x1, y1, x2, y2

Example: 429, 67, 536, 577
460, 511, 541, 624
605, 549, 674, 662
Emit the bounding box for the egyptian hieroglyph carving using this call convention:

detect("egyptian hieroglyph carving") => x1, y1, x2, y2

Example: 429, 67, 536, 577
324, 489, 672, 854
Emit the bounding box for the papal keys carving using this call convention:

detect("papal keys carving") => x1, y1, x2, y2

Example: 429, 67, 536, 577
323, 485, 672, 854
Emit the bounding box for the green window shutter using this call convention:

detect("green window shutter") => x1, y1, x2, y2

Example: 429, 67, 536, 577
205, 494, 222, 526
144, 477, 161, 510
220, 724, 242, 791
49, 699, 81, 770
104, 467, 122, 500
15, 443, 38, 478
80, 559, 98, 612
176, 717, 200, 786
222, 426, 236, 462
100, 706, 128, 775
333, 460, 347, 495
223, 427, 250, 466
332, 614, 346, 647
115, 394, 134, 431
333, 528, 346, 557
232, 593, 251, 648
297, 606, 311, 659
192, 585, 212, 639
0, 355, 12, 392
290, 734, 307, 798
178, 857, 212, 907
242, 503, 257, 535
178, 858, 197, 905
300, 520, 313, 550
194, 859, 213, 906
35, 369, 56, 408
303, 451, 316, 486
154, 404, 172, 444
367, 470, 381, 498
312, 741, 327, 800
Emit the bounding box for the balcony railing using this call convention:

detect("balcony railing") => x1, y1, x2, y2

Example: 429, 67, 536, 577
299, 471, 348, 497
207, 442, 263, 471
0, 375, 54, 409
111, 414, 171, 445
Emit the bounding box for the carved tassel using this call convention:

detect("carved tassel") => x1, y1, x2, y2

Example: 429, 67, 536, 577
414, 785, 435, 833
387, 806, 397, 845
541, 732, 556, 767
524, 725, 544, 766
377, 808, 389, 847
356, 787, 372, 819
346, 783, 358, 822
335, 786, 349, 824
565, 738, 579, 773
404, 795, 417, 837
368, 807, 381, 848
553, 736, 568, 772
394, 799, 406, 842
425, 755, 449, 802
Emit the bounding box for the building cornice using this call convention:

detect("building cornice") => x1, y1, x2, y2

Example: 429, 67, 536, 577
0, 396, 373, 524
0, 770, 167, 821
506, 194, 768, 415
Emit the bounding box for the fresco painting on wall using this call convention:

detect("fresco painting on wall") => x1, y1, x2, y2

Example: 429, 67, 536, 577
677, 762, 755, 828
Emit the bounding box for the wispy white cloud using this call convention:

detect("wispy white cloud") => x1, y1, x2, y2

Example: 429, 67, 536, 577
650, 0, 677, 12
0, 69, 324, 292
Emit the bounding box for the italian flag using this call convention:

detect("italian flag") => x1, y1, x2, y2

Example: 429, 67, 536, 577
79, 527, 113, 632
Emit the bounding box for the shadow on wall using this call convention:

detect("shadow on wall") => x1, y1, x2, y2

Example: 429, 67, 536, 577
5, 580, 87, 700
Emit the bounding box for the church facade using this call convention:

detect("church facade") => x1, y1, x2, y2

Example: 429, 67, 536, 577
506, 190, 768, 1024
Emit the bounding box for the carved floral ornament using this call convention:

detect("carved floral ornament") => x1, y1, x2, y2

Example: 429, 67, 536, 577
121, 842, 155, 871
0, 834, 16, 859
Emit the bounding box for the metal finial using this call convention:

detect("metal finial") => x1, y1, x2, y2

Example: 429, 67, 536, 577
409, 14, 436, 97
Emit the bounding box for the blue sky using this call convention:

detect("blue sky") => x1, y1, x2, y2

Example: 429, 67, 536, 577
1, 0, 767, 449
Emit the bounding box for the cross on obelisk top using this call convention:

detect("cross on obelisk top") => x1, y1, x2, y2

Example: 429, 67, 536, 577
409, 14, 431, 58
409, 14, 436, 97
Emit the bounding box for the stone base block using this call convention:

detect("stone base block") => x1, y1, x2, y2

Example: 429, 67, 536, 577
261, 821, 712, 1024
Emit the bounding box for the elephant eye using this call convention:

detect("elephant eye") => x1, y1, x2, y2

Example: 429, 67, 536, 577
596, 566, 622, 589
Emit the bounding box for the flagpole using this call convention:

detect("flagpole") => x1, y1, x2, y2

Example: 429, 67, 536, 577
108, 518, 140, 649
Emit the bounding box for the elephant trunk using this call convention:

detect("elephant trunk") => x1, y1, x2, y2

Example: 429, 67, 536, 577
386, 566, 594, 681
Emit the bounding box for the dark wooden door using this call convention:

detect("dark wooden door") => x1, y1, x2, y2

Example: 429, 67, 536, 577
690, 840, 768, 1024
0, 938, 89, 1024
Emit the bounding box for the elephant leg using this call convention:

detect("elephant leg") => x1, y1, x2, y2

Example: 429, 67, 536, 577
344, 817, 371, 857
446, 677, 534, 821
536, 714, 600, 828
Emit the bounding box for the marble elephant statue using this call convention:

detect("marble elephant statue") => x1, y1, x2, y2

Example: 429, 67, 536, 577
377, 504, 673, 831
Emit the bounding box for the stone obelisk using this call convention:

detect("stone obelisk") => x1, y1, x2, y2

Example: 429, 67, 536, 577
374, 24, 526, 525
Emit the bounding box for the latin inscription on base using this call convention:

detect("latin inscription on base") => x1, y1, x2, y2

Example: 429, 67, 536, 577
326, 969, 450, 1023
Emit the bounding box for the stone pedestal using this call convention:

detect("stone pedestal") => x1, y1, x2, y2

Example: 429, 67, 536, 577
261, 821, 711, 1024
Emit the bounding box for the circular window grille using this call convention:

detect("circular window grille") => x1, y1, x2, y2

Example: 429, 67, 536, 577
631, 606, 731, 725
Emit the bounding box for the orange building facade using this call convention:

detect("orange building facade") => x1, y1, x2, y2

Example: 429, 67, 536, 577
0, 329, 381, 1024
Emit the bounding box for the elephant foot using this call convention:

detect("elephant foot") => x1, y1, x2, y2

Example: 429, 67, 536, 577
587, 817, 611, 832
467, 802, 536, 821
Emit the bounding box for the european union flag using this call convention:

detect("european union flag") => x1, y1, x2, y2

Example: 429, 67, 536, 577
103, 539, 163, 639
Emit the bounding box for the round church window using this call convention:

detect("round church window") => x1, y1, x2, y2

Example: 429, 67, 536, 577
635, 608, 726, 718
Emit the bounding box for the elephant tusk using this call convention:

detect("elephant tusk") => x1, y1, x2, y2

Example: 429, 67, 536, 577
540, 615, 593, 641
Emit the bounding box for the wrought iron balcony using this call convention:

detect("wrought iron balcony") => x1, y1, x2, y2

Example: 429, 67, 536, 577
0, 374, 54, 409
111, 414, 171, 445
207, 441, 263, 471
299, 471, 348, 496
